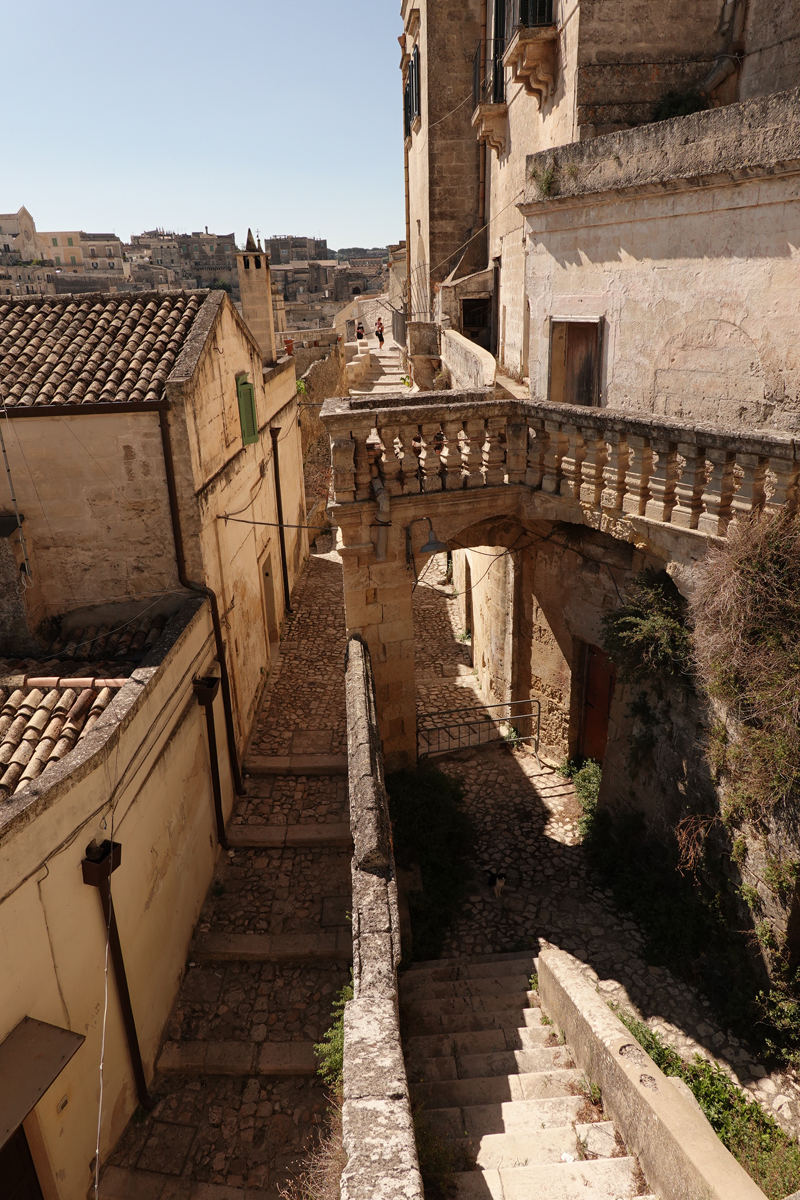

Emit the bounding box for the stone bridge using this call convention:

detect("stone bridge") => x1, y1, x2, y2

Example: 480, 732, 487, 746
320, 389, 799, 769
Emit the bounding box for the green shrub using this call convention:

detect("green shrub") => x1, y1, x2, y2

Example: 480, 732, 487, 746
314, 978, 354, 1088
616, 1008, 800, 1200
559, 757, 601, 838
601, 569, 693, 687
387, 760, 475, 960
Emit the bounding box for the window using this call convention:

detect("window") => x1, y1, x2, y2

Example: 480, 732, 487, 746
403, 44, 420, 137
90, 248, 96, 257
548, 318, 603, 406
107, 260, 113, 268
236, 377, 258, 445
107, 247, 113, 257
92, 261, 98, 269
70, 255, 76, 266
506, 0, 554, 27
55, 256, 61, 265
67, 237, 73, 247
52, 237, 58, 247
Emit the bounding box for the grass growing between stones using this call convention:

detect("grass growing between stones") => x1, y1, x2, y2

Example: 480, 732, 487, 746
387, 760, 476, 961
314, 978, 354, 1089
616, 1008, 800, 1200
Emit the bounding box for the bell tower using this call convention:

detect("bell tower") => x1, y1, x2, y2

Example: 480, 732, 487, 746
236, 228, 277, 365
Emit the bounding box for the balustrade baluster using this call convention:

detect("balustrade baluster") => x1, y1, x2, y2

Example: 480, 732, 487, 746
559, 424, 585, 501
622, 434, 653, 516
731, 452, 766, 521
353, 427, 375, 501
698, 447, 735, 536
419, 420, 444, 493
378, 423, 403, 496
399, 422, 422, 495
483, 416, 507, 486
671, 442, 704, 529
542, 419, 565, 494
464, 418, 486, 488
331, 436, 356, 504
765, 451, 800, 514
442, 418, 465, 490
505, 421, 528, 485
644, 437, 678, 524
601, 430, 629, 513
578, 426, 606, 510
525, 418, 548, 489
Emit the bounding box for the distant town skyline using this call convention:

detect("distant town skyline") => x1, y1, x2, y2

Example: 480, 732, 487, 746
3, 0, 405, 250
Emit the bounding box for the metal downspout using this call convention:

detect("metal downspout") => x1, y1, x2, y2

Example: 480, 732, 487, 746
158, 410, 245, 797
193, 676, 229, 850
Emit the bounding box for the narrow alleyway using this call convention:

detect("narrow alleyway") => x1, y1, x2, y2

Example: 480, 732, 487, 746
102, 536, 351, 1199
409, 554, 800, 1140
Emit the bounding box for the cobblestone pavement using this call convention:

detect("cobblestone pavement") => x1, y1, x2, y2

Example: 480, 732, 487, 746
105, 540, 350, 1197
412, 554, 800, 1137
248, 541, 347, 758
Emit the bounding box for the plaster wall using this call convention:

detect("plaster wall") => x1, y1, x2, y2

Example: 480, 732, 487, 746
524, 173, 800, 431
0, 602, 231, 1200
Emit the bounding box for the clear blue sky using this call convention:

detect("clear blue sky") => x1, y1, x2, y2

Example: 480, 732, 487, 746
4, 0, 405, 250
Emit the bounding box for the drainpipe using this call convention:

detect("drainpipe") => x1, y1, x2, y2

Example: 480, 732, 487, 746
193, 675, 229, 850
702, 0, 746, 95
479, 0, 488, 228
404, 136, 412, 325
158, 410, 245, 796
270, 427, 293, 615
82, 840, 152, 1111
371, 477, 391, 562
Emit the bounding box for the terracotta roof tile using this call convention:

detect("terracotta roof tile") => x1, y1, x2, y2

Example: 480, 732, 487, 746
0, 292, 206, 408
0, 611, 169, 801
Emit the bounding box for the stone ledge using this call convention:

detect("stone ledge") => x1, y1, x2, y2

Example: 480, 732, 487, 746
191, 929, 352, 963
538, 947, 767, 1200
99, 1166, 271, 1200
244, 753, 348, 776
158, 1039, 317, 1077
227, 822, 352, 849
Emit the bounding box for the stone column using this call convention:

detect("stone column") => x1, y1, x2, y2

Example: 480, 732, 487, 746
337, 509, 417, 772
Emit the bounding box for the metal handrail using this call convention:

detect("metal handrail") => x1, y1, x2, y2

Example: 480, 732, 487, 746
417, 697, 541, 764
473, 38, 506, 108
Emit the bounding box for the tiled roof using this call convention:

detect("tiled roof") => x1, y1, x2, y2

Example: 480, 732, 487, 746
0, 612, 168, 801
0, 291, 205, 408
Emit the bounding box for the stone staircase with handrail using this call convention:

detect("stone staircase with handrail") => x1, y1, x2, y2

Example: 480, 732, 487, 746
401, 951, 657, 1199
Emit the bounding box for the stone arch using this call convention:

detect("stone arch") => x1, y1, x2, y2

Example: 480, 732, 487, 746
652, 319, 766, 427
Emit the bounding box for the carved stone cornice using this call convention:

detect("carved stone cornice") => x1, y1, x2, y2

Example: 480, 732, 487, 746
503, 24, 558, 108
471, 102, 509, 156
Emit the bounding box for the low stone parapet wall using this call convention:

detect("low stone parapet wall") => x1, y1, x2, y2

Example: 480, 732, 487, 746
341, 635, 423, 1200
441, 327, 496, 390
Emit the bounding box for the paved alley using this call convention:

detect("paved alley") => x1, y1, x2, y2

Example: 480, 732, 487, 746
102, 537, 351, 1199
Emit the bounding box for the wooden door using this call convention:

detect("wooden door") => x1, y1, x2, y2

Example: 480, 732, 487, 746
580, 644, 615, 764
565, 322, 598, 407
0, 1127, 45, 1200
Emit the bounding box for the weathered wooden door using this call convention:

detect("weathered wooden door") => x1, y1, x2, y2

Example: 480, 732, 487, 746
565, 322, 599, 407
0, 1127, 45, 1200
580, 644, 615, 763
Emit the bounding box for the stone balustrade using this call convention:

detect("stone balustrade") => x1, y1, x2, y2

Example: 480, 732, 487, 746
321, 390, 800, 536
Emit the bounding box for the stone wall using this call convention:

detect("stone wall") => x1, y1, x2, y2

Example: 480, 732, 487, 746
299, 344, 346, 456
341, 634, 423, 1200
522, 90, 800, 431
740, 0, 800, 100
441, 328, 496, 390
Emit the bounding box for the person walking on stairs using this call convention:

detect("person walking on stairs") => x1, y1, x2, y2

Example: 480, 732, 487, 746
375, 317, 385, 349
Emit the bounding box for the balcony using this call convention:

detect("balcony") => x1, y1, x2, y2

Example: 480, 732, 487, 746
472, 39, 508, 155
504, 0, 557, 107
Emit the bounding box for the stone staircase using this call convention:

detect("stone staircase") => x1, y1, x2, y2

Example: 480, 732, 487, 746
400, 951, 657, 1199
349, 338, 405, 397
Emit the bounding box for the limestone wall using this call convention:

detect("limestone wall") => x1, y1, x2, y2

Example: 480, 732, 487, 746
299, 345, 346, 455
522, 93, 800, 430
739, 0, 800, 100
441, 328, 496, 389
0, 601, 231, 1198
341, 634, 423, 1200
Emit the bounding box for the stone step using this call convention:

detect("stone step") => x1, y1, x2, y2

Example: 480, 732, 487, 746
413, 1067, 584, 1110
406, 1022, 551, 1061
404, 1004, 544, 1037
425, 1093, 586, 1140
401, 958, 536, 985
403, 991, 535, 1033
158, 1039, 317, 1077
227, 822, 352, 850
400, 973, 532, 1001
452, 1157, 644, 1199
244, 753, 347, 776
100, 1165, 271, 1199
458, 1121, 620, 1169
191, 928, 352, 963
416, 1045, 572, 1083
405, 950, 538, 973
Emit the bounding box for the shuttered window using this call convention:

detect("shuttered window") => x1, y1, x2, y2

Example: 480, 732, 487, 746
236, 377, 258, 445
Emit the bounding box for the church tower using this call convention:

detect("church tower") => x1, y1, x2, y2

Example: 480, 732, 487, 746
236, 229, 277, 365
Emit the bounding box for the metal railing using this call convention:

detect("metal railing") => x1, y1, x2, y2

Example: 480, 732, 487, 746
417, 698, 541, 762
507, 0, 554, 28
473, 38, 506, 108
